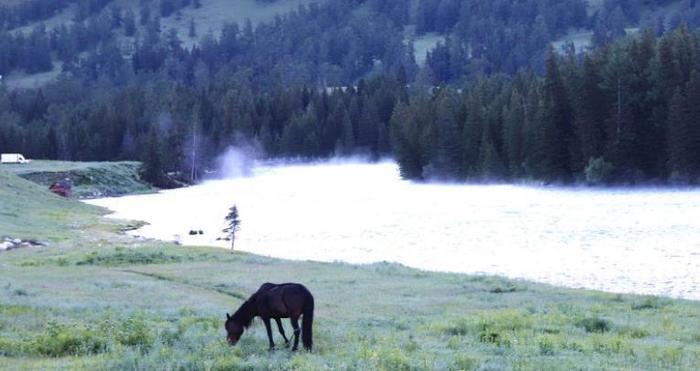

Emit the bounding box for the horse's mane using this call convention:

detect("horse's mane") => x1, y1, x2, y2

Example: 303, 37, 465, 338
231, 294, 257, 328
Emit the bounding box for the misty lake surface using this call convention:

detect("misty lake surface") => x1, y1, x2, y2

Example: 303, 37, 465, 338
86, 161, 700, 300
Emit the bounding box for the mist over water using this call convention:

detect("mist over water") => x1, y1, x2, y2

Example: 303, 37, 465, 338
214, 147, 257, 179
87, 161, 700, 300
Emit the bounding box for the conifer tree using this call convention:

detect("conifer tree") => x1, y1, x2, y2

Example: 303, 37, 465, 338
541, 46, 574, 181
337, 110, 355, 155
141, 127, 165, 186
462, 88, 485, 178
686, 71, 700, 180
525, 98, 550, 180
658, 32, 680, 99
429, 89, 463, 179
667, 88, 690, 182
503, 90, 525, 177
124, 8, 136, 36
478, 135, 505, 181
189, 18, 197, 38
390, 101, 431, 180
573, 56, 607, 170
223, 205, 241, 251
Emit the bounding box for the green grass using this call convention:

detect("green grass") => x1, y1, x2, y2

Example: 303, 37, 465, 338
1, 169, 700, 370
1, 160, 153, 199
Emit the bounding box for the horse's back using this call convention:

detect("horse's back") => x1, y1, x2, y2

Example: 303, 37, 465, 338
258, 283, 312, 297
257, 282, 277, 292
255, 282, 313, 317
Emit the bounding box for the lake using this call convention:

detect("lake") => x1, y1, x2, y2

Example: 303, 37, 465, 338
86, 161, 700, 300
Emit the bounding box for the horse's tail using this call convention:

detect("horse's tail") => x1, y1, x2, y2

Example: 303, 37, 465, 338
301, 292, 314, 351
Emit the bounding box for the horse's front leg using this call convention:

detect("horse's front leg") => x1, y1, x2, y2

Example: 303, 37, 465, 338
275, 318, 290, 346
262, 317, 275, 350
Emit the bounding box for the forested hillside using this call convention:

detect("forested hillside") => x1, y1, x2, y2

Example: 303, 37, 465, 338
1, 0, 700, 184
392, 28, 700, 184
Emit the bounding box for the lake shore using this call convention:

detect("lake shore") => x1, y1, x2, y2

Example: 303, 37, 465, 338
87, 161, 700, 300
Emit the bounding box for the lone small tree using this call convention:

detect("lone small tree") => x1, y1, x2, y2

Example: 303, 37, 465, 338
223, 205, 241, 251
188, 17, 197, 38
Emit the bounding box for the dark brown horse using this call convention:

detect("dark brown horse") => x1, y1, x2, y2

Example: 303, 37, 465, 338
225, 283, 314, 351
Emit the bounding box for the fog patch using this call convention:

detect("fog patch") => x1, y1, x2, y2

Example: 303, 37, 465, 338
215, 145, 259, 179
214, 142, 386, 176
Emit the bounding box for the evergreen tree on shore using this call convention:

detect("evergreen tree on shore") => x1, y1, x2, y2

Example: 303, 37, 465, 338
141, 127, 165, 187
223, 205, 241, 251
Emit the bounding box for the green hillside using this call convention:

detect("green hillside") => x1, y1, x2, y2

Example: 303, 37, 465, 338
1, 0, 690, 88
1, 160, 152, 199
1, 0, 325, 88
0, 169, 105, 241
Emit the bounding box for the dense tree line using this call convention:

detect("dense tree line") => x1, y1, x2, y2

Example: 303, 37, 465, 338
0, 70, 405, 186
392, 27, 700, 184
3, 27, 700, 185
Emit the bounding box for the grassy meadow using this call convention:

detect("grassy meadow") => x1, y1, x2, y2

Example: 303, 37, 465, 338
0, 167, 699, 370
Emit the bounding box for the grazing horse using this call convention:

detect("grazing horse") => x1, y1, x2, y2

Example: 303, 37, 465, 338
225, 283, 314, 351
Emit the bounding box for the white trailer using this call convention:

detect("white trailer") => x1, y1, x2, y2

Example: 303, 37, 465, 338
1, 153, 30, 164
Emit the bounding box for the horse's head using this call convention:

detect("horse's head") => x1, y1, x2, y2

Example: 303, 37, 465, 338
224, 313, 244, 345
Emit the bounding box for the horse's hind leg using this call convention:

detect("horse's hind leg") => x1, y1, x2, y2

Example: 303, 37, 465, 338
275, 318, 290, 346
290, 316, 301, 351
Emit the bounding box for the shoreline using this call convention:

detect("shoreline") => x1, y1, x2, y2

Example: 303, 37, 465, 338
87, 206, 700, 301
